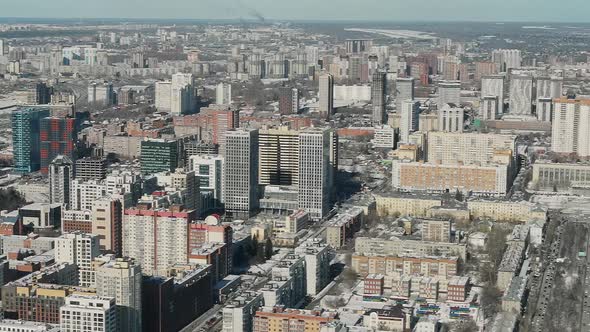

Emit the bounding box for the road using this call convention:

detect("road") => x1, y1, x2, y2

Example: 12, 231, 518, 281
180, 304, 222, 332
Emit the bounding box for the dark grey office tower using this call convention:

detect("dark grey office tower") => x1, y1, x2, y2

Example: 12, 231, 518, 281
371, 72, 387, 125
35, 82, 52, 104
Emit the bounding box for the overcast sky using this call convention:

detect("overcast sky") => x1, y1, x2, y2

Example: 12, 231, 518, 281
1, 0, 588, 22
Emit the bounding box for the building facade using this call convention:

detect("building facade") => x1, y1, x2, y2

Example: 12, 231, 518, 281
12, 107, 50, 173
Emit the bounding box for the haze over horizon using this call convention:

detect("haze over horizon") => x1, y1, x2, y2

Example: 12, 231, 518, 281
1, 0, 589, 23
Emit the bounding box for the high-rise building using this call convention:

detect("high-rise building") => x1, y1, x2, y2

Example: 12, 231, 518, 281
345, 39, 373, 54
96, 258, 142, 332
142, 265, 213, 332
248, 53, 264, 79
69, 179, 108, 211
198, 106, 240, 147
40, 117, 76, 174
54, 232, 100, 287
271, 253, 306, 306
258, 127, 300, 186
131, 52, 145, 68
0, 39, 7, 55
399, 100, 420, 144
550, 78, 563, 99
492, 49, 522, 72
481, 96, 500, 120
532, 77, 560, 120
509, 75, 534, 115
437, 81, 461, 107
371, 72, 387, 125
140, 139, 179, 175
156, 168, 200, 211
171, 73, 195, 115
216, 82, 232, 105
75, 157, 108, 181
188, 221, 233, 250
12, 107, 50, 173
536, 97, 553, 122
318, 73, 334, 119
223, 129, 259, 217
184, 141, 219, 159
294, 238, 331, 296
552, 98, 590, 157
88, 82, 114, 106
442, 61, 459, 81
474, 62, 498, 80
188, 155, 224, 213
92, 197, 123, 256
155, 81, 172, 112
427, 132, 517, 166
409, 62, 429, 85
60, 295, 117, 332
438, 104, 464, 133
35, 82, 53, 104
481, 75, 504, 120
290, 52, 308, 78
347, 56, 364, 82
535, 77, 552, 100
395, 78, 415, 111
278, 87, 299, 115
49, 155, 73, 208
123, 206, 196, 276
222, 292, 263, 332
298, 128, 334, 221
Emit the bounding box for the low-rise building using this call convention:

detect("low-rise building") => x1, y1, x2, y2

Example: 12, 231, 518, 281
260, 279, 292, 308
497, 242, 526, 291
355, 237, 467, 260
60, 295, 117, 332
19, 203, 61, 230
364, 274, 385, 295
502, 276, 526, 313
421, 219, 451, 243
273, 210, 309, 235
467, 200, 547, 222
363, 306, 410, 332
374, 194, 442, 217
325, 207, 363, 249
188, 242, 229, 283
0, 319, 60, 332
253, 307, 337, 332
352, 254, 458, 279
447, 276, 470, 302
532, 162, 590, 191
222, 291, 264, 332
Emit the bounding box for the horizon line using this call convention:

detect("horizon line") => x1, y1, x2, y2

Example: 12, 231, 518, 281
0, 16, 588, 25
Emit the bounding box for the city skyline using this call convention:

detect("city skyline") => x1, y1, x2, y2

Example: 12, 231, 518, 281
0, 0, 589, 22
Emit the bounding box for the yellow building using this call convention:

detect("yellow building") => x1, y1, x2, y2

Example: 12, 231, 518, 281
374, 194, 442, 217
351, 254, 458, 279
467, 200, 547, 222
253, 307, 337, 332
